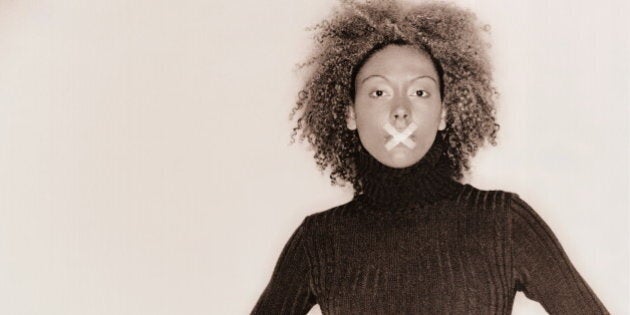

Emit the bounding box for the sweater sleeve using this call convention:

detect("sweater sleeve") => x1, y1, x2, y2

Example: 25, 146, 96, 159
509, 194, 609, 314
251, 217, 316, 315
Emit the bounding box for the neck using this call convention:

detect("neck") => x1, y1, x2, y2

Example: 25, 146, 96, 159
354, 136, 462, 209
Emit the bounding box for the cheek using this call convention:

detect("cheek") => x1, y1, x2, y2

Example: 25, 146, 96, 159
354, 115, 387, 147
410, 104, 443, 125
355, 122, 383, 144
355, 107, 387, 129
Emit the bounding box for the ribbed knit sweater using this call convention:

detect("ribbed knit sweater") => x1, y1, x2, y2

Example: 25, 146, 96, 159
251, 138, 609, 314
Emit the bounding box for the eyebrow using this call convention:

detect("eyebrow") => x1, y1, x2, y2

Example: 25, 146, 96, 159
411, 75, 439, 85
360, 74, 439, 85
360, 74, 389, 84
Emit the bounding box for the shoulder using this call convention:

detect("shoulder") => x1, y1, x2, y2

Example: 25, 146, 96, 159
457, 185, 548, 232
456, 183, 519, 209
505, 192, 552, 233
455, 185, 545, 239
454, 184, 542, 226
303, 198, 361, 226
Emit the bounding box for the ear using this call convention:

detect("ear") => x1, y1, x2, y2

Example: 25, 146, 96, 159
438, 105, 447, 131
346, 105, 357, 130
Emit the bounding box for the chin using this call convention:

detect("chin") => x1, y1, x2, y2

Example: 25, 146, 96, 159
383, 152, 421, 168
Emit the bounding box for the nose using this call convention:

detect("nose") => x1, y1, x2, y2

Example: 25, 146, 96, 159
390, 100, 411, 127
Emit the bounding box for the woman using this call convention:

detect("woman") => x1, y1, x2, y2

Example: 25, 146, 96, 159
251, 0, 609, 314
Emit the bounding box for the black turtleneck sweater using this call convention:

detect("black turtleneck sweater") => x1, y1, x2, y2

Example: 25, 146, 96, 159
251, 138, 609, 314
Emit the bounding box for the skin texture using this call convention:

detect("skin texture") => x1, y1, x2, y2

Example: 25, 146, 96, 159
347, 45, 446, 168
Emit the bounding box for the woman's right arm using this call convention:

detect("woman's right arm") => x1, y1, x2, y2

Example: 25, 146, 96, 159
251, 218, 317, 315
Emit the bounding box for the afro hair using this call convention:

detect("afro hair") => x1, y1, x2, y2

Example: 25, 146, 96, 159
290, 0, 499, 193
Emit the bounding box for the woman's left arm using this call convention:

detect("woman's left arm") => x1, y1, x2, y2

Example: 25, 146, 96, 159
509, 193, 609, 314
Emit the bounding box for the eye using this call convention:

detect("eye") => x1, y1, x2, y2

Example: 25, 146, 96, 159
370, 90, 385, 98
415, 90, 430, 97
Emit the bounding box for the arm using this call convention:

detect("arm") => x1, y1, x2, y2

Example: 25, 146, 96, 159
510, 194, 609, 314
251, 218, 316, 315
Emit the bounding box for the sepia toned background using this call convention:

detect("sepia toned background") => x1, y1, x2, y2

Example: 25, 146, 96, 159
0, 0, 627, 314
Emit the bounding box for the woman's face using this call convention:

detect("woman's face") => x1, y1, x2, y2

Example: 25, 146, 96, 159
347, 44, 446, 168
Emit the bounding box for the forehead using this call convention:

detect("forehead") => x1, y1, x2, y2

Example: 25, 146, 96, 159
356, 45, 438, 80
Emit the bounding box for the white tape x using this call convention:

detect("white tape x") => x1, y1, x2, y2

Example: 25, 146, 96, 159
384, 122, 418, 151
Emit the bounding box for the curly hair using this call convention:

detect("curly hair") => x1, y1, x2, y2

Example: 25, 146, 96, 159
290, 0, 499, 193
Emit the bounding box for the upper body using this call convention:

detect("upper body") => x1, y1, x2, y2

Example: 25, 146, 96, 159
253, 1, 609, 313
251, 139, 609, 314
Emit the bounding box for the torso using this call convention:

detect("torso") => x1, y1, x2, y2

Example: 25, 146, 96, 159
304, 186, 516, 314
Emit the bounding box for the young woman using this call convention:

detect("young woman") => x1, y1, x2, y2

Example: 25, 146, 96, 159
251, 1, 609, 314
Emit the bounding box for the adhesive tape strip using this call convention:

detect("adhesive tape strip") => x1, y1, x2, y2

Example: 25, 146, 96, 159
384, 122, 417, 151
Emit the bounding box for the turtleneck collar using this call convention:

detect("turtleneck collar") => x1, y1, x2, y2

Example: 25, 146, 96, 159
354, 135, 463, 209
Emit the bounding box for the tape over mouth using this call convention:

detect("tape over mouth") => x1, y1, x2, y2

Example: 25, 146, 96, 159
383, 122, 418, 151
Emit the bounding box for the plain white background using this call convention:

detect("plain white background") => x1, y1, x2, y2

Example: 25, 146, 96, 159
0, 0, 627, 314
